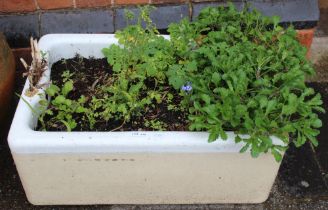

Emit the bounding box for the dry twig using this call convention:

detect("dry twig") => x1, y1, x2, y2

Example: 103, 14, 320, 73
21, 37, 47, 97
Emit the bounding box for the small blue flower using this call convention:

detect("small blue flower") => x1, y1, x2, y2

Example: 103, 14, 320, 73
181, 82, 192, 93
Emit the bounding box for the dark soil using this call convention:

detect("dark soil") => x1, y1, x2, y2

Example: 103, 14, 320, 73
42, 55, 188, 132
51, 55, 112, 100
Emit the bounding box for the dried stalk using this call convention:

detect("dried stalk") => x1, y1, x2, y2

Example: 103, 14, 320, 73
21, 37, 47, 97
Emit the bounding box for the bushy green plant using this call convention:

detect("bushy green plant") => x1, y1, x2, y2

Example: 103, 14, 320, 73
167, 4, 324, 161
100, 6, 176, 126
33, 4, 323, 161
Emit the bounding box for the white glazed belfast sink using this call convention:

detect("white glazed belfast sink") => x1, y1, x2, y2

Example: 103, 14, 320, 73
8, 34, 282, 205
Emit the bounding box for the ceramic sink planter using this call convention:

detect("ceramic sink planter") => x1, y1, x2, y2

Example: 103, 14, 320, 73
8, 34, 283, 205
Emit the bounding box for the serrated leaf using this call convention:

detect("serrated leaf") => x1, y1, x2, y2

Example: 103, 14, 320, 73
208, 131, 219, 142
308, 94, 322, 106
305, 133, 319, 147
220, 129, 228, 140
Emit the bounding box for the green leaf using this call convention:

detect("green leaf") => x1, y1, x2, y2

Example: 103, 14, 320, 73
220, 129, 228, 140
259, 97, 268, 109
308, 94, 322, 106
271, 149, 282, 162
306, 134, 319, 147
211, 72, 221, 85
282, 94, 298, 115
265, 100, 277, 115
101, 48, 110, 57
76, 106, 86, 113
45, 110, 53, 115
260, 136, 272, 147
251, 147, 260, 158
39, 99, 48, 106
78, 95, 87, 104
46, 84, 60, 97
62, 80, 74, 96
64, 99, 72, 107
282, 124, 295, 132
312, 119, 322, 128
53, 95, 66, 105
200, 94, 211, 105
240, 143, 250, 153
60, 120, 72, 131
235, 135, 242, 143
272, 16, 280, 26
168, 76, 185, 90
208, 131, 219, 142
146, 66, 157, 77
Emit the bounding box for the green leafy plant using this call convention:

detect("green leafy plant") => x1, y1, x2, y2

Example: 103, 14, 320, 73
36, 6, 184, 132
98, 6, 180, 129
38, 80, 89, 131
31, 4, 323, 161
167, 4, 324, 161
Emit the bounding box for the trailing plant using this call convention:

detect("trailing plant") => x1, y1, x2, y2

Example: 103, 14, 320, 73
167, 4, 324, 161
29, 4, 324, 161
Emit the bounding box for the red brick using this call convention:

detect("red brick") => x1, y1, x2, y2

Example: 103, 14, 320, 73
115, 0, 149, 6
0, 0, 36, 13
37, 0, 73, 10
76, 0, 111, 8
152, 0, 186, 4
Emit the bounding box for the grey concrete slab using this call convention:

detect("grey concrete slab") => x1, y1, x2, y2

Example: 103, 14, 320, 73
115, 5, 189, 30
0, 13, 39, 48
40, 9, 114, 35
247, 0, 320, 22
192, 1, 245, 20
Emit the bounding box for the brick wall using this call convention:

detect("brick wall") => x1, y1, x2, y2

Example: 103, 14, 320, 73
0, 0, 320, 48
0, 0, 323, 14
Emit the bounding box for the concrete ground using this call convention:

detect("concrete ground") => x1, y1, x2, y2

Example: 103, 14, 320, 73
1, 14, 328, 210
